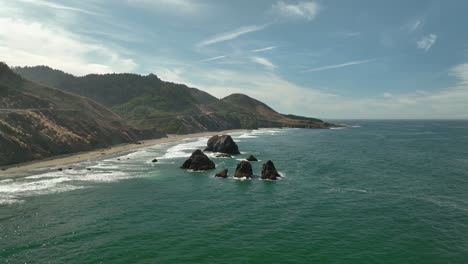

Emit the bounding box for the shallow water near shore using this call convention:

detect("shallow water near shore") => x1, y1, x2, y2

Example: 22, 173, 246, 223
1, 120, 468, 263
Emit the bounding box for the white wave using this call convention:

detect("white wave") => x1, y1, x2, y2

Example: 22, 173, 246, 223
237, 133, 258, 139
233, 177, 252, 181
158, 137, 208, 159
0, 168, 137, 206
330, 127, 346, 130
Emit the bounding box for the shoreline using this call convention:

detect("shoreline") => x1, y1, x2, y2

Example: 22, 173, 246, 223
0, 129, 246, 176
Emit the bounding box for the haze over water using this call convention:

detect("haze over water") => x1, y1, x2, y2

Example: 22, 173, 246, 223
1, 121, 467, 263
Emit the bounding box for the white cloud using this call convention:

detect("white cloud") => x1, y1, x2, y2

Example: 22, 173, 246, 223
127, 0, 206, 15
417, 34, 437, 51
251, 57, 277, 70
271, 1, 320, 21
301, 59, 375, 73
383, 93, 393, 98
0, 17, 137, 76
197, 24, 268, 47
251, 46, 279, 52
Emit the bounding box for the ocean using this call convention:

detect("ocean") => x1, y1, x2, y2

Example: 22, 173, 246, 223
1, 120, 467, 263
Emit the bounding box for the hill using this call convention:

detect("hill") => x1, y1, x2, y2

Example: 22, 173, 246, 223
14, 66, 334, 133
0, 63, 161, 166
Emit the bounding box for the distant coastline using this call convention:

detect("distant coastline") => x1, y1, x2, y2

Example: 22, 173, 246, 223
0, 129, 246, 176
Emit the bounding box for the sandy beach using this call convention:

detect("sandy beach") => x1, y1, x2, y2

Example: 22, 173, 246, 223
0, 129, 245, 175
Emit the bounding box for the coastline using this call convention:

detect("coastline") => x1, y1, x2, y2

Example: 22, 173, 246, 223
0, 129, 245, 176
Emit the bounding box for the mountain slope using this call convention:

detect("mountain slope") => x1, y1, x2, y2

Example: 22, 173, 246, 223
0, 63, 160, 166
221, 94, 332, 128
14, 66, 334, 133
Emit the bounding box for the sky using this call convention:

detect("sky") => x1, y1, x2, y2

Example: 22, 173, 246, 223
1, 0, 468, 119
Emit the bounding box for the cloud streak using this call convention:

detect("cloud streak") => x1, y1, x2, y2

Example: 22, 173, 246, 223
197, 24, 268, 47
199, 55, 226, 62
17, 0, 100, 16
301, 59, 375, 73
251, 56, 277, 70
251, 46, 278, 52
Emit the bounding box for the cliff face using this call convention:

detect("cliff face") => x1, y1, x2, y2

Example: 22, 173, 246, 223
0, 63, 161, 166
14, 66, 334, 134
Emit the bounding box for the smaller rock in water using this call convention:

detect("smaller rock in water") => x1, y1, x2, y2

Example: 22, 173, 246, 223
215, 169, 229, 178
234, 161, 253, 178
87, 168, 92, 171
215, 154, 232, 158
246, 155, 258, 162
68, 167, 72, 170
57, 168, 63, 171
117, 158, 121, 161
152, 159, 158, 163
181, 149, 216, 171
261, 160, 281, 180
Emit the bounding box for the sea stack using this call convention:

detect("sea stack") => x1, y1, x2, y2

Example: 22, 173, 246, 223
215, 169, 229, 178
205, 135, 240, 155
181, 149, 216, 171
261, 160, 280, 180
234, 161, 253, 178
246, 155, 258, 161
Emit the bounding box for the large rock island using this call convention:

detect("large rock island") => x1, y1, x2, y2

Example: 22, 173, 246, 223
204, 135, 240, 154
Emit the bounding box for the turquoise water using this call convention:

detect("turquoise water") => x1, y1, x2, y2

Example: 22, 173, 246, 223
1, 121, 468, 263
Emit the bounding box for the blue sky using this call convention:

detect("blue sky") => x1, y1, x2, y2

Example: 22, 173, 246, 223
1, 0, 467, 119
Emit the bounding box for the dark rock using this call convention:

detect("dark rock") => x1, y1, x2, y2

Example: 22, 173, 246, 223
181, 149, 216, 171
152, 159, 158, 163
87, 168, 92, 171
234, 161, 253, 178
204, 135, 240, 154
215, 169, 228, 178
117, 158, 121, 161
215, 153, 232, 158
57, 168, 63, 171
261, 160, 280, 180
246, 155, 258, 161
68, 167, 72, 170
1, 168, 6, 171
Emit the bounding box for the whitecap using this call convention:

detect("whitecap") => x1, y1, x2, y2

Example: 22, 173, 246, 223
158, 137, 208, 160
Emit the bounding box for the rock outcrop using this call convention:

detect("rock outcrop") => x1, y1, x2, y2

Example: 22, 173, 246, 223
215, 169, 229, 178
261, 160, 280, 180
181, 149, 215, 171
215, 153, 232, 158
246, 155, 258, 161
234, 161, 253, 178
204, 135, 240, 154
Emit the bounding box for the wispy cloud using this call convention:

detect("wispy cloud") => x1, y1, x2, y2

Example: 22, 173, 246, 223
301, 59, 375, 73
197, 24, 268, 47
271, 1, 320, 21
17, 0, 100, 16
199, 55, 226, 63
251, 46, 279, 52
404, 18, 424, 32
127, 0, 206, 15
251, 56, 277, 70
417, 34, 437, 51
